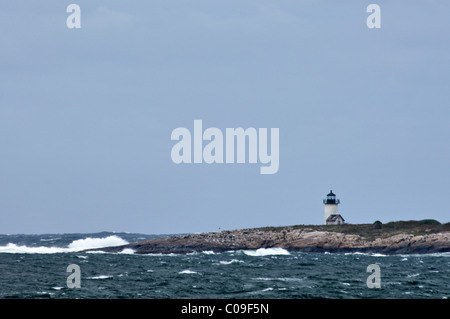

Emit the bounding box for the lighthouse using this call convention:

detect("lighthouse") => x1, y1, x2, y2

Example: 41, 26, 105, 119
323, 190, 344, 225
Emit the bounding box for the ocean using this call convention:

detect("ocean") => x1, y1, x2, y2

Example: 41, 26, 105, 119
0, 232, 448, 299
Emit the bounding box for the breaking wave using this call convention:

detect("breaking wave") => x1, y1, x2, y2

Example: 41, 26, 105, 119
344, 252, 387, 257
87, 275, 113, 280
243, 248, 290, 256
178, 270, 197, 274
219, 259, 244, 265
0, 235, 128, 254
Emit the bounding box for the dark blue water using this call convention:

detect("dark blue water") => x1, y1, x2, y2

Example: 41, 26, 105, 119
0, 233, 448, 299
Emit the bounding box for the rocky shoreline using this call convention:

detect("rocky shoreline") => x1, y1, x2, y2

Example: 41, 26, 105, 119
86, 221, 450, 255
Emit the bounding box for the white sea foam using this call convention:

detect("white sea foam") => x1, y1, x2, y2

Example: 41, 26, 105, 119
67, 236, 128, 251
253, 277, 302, 282
344, 252, 367, 256
178, 270, 197, 274
219, 259, 244, 265
202, 250, 215, 255
243, 248, 290, 256
0, 235, 128, 254
248, 287, 274, 295
0, 243, 67, 254
119, 248, 135, 254
88, 275, 113, 280
344, 252, 387, 257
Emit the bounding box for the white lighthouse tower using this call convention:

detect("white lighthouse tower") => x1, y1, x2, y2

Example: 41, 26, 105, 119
323, 190, 343, 225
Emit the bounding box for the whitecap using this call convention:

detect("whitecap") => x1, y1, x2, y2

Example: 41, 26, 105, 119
119, 248, 135, 254
0, 235, 128, 254
88, 275, 113, 280
345, 252, 368, 256
85, 250, 107, 254
219, 259, 244, 265
253, 277, 302, 282
202, 250, 215, 255
344, 252, 387, 257
243, 248, 290, 256
178, 270, 197, 274
0, 243, 67, 254
67, 236, 128, 251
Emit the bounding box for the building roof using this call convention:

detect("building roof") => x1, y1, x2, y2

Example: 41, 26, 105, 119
326, 214, 345, 222
327, 190, 336, 196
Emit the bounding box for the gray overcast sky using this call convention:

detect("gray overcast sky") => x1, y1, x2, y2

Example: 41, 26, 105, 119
1, 1, 449, 234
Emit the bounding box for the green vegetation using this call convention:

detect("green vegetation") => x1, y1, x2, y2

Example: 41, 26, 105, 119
249, 220, 449, 241
419, 219, 440, 225
373, 220, 382, 229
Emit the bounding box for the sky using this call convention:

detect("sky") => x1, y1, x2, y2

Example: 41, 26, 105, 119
0, 1, 449, 234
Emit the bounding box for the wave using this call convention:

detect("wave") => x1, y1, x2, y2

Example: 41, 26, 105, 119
178, 270, 197, 274
248, 287, 274, 295
253, 277, 302, 282
67, 236, 128, 250
219, 259, 244, 265
87, 275, 113, 280
0, 235, 128, 254
344, 252, 387, 257
118, 248, 135, 254
40, 238, 61, 242
0, 243, 67, 254
243, 248, 290, 256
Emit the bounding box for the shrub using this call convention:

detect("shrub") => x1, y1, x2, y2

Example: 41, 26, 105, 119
373, 220, 382, 229
419, 219, 440, 225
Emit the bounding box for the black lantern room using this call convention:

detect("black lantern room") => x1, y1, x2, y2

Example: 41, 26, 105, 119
323, 190, 340, 205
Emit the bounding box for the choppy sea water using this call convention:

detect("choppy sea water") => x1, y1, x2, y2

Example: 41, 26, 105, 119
0, 233, 448, 299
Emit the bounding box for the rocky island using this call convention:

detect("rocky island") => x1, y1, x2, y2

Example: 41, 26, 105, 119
87, 220, 450, 255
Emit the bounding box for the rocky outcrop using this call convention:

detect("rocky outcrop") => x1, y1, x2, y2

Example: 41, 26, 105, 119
86, 225, 450, 255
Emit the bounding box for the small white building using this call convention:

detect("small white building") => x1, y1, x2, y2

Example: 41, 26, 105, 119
323, 190, 345, 225
326, 214, 345, 225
